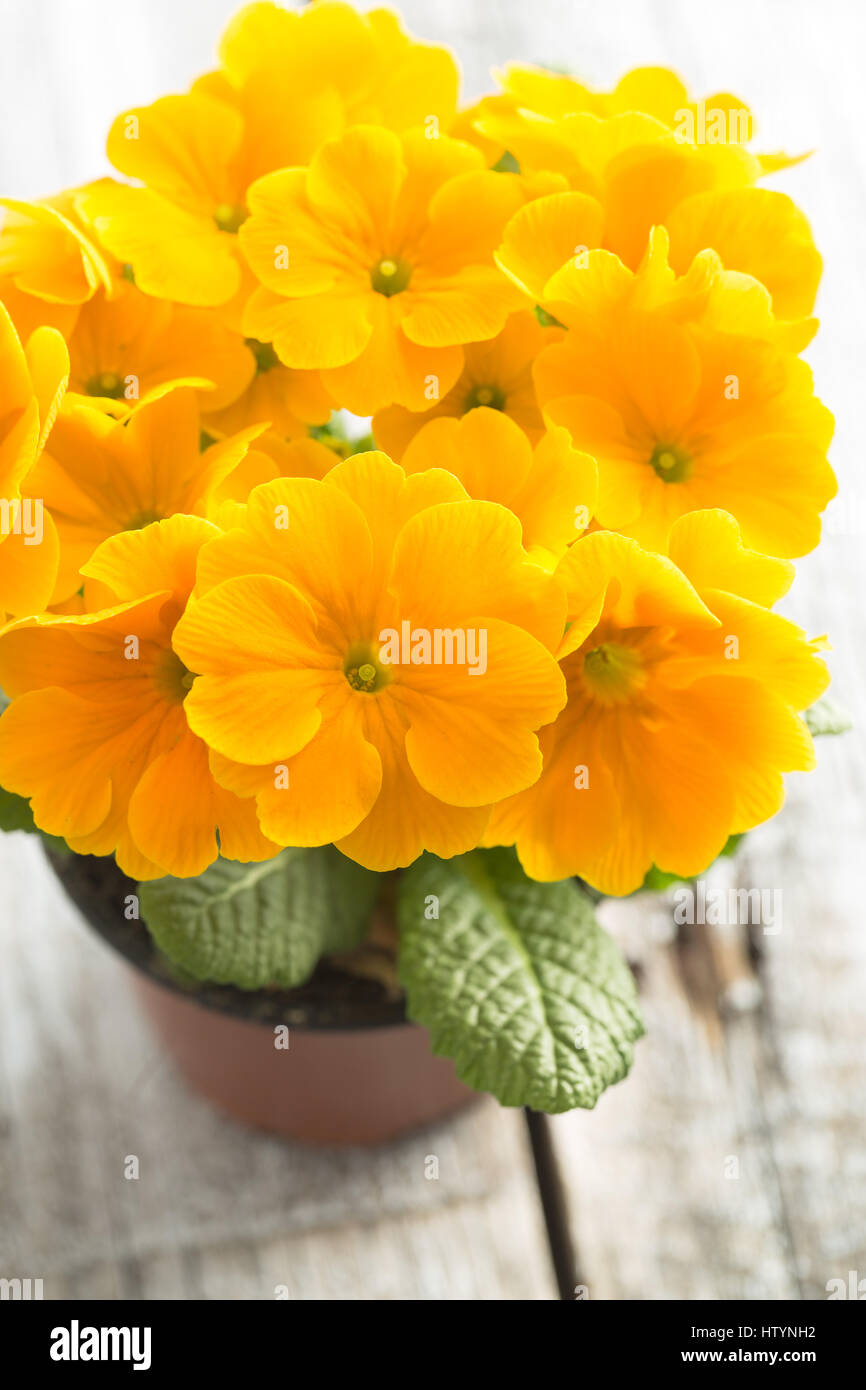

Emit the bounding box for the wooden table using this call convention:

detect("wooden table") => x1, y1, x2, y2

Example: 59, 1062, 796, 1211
1, 0, 864, 1300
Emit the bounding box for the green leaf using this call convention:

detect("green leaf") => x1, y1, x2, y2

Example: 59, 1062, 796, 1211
0, 785, 37, 833
139, 848, 380, 989
804, 694, 853, 737
640, 863, 683, 893
0, 785, 71, 853
397, 848, 644, 1113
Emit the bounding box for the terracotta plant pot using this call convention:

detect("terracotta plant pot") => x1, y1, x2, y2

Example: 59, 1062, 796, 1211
46, 850, 480, 1146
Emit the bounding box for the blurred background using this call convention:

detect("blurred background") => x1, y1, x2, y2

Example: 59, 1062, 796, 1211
0, 0, 864, 1299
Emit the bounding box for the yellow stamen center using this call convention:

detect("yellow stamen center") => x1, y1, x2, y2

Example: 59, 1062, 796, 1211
344, 644, 391, 694
649, 442, 692, 484
465, 383, 507, 412
245, 338, 280, 374
582, 641, 647, 704
125, 508, 162, 531
86, 370, 126, 400
154, 650, 196, 705
214, 203, 248, 234
370, 256, 412, 296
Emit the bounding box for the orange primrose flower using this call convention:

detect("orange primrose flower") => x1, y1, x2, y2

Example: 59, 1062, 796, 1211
63, 283, 256, 415
0, 190, 115, 340
529, 230, 835, 558
238, 126, 548, 413
0, 304, 68, 619
488, 85, 820, 317
372, 308, 561, 457
479, 62, 806, 177
27, 387, 262, 605
488, 510, 830, 894
0, 515, 279, 878
399, 408, 597, 566
73, 4, 458, 313
171, 451, 567, 871
217, 2, 459, 136
201, 336, 333, 440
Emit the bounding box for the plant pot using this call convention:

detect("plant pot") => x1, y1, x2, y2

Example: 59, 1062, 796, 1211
45, 849, 481, 1146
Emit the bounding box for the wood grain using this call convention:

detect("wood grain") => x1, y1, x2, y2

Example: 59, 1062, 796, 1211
0, 838, 556, 1299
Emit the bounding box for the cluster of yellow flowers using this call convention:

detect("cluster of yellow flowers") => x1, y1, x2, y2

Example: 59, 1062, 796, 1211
0, 2, 834, 895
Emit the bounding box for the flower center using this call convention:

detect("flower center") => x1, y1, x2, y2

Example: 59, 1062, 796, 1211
125, 508, 162, 531
213, 202, 248, 234
464, 383, 507, 412
343, 642, 391, 694
370, 256, 412, 297
582, 641, 647, 704
649, 442, 692, 484
154, 649, 196, 705
245, 338, 280, 374
85, 370, 126, 400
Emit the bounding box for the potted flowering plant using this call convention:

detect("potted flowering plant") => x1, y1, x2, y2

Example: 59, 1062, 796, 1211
0, 2, 846, 1144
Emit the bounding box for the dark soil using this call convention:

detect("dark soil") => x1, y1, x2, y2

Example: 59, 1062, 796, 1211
46, 848, 408, 1030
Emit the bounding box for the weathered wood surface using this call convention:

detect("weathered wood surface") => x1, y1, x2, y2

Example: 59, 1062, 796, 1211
1, 0, 865, 1300
0, 837, 556, 1300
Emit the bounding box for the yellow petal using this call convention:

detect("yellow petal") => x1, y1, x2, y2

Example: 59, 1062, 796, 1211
497, 191, 605, 299
668, 509, 793, 607
175, 573, 337, 764
666, 187, 821, 319
394, 616, 565, 805
77, 181, 241, 307
256, 691, 383, 846
106, 93, 245, 209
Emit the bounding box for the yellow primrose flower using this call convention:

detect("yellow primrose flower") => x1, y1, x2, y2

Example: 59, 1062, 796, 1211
481, 64, 749, 134
488, 511, 829, 894
499, 172, 822, 319
372, 308, 560, 457
530, 230, 835, 558
0, 189, 115, 339
28, 387, 262, 604
217, 2, 459, 135
74, 2, 459, 313
488, 88, 820, 316
239, 126, 538, 413
205, 432, 345, 532
248, 430, 341, 479
0, 305, 68, 619
664, 186, 821, 320
480, 62, 804, 174
0, 515, 279, 878
486, 109, 754, 246
202, 337, 333, 440
75, 70, 344, 313
64, 283, 256, 414
75, 91, 264, 308
399, 408, 597, 564
171, 451, 567, 871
